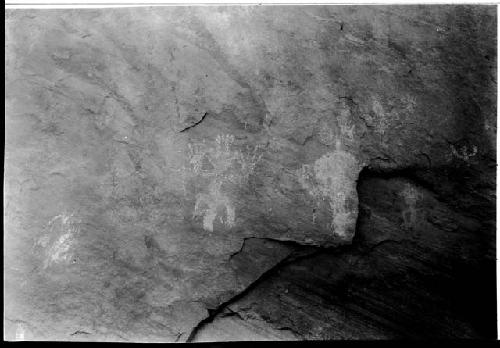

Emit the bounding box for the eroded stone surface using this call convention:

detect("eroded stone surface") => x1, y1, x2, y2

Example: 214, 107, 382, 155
4, 5, 496, 342
192, 174, 496, 340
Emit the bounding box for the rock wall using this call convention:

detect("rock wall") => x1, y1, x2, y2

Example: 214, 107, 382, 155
4, 5, 496, 341
192, 170, 496, 340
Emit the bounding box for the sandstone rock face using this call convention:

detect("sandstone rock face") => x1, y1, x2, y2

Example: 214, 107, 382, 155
193, 173, 496, 340
4, 5, 496, 341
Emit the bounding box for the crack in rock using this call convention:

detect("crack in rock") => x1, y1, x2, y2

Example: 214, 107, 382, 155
186, 247, 320, 342
179, 112, 208, 133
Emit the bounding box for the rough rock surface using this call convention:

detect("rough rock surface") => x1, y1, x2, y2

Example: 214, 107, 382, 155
193, 172, 496, 340
4, 5, 496, 341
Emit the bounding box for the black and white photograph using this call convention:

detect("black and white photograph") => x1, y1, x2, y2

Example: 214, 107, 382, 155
4, 0, 499, 342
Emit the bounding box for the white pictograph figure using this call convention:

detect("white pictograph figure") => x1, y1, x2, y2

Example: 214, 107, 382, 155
297, 141, 360, 238
188, 134, 263, 231
401, 183, 423, 230
35, 212, 80, 269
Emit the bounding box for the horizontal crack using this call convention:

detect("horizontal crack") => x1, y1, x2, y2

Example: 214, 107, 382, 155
70, 330, 91, 336
227, 236, 321, 261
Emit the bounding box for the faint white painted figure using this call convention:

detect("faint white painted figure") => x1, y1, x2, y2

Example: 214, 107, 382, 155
188, 134, 263, 231
401, 183, 423, 230
193, 181, 235, 232
297, 140, 360, 239
34, 212, 80, 269
15, 324, 25, 341
450, 144, 477, 164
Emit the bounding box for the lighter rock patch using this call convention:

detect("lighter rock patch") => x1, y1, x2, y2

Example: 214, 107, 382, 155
35, 212, 80, 269
15, 324, 25, 341
297, 141, 360, 239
